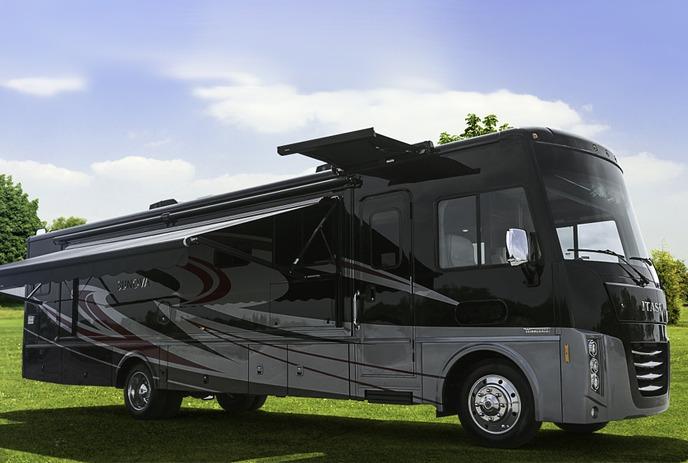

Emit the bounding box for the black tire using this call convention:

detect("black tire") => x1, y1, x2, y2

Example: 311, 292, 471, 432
554, 422, 608, 434
247, 394, 267, 411
216, 393, 267, 413
457, 359, 541, 448
123, 363, 182, 420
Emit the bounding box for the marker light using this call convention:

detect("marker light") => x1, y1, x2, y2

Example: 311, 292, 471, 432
587, 337, 602, 394
591, 373, 600, 392
588, 339, 598, 357
590, 357, 599, 374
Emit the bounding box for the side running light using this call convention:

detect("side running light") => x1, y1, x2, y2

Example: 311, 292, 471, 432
588, 338, 601, 392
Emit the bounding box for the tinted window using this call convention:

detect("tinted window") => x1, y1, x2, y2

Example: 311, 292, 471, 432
438, 188, 535, 268
480, 188, 535, 265
438, 196, 478, 268
558, 220, 624, 262
370, 209, 401, 269
536, 145, 649, 261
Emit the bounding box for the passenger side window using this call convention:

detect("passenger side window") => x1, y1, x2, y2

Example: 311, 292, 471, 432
438, 196, 478, 268
370, 209, 401, 269
438, 188, 535, 268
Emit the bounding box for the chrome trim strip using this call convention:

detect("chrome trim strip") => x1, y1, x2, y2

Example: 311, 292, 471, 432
631, 350, 663, 357
636, 372, 662, 381
634, 360, 663, 368
638, 384, 663, 392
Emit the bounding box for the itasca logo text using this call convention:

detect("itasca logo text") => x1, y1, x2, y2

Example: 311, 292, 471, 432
117, 277, 150, 292
641, 301, 664, 313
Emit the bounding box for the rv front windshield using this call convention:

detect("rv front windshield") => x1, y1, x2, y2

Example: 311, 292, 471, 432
535, 146, 650, 264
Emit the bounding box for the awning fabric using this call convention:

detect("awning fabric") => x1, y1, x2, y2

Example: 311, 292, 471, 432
0, 198, 321, 290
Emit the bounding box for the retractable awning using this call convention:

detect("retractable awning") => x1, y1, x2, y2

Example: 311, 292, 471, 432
0, 198, 322, 291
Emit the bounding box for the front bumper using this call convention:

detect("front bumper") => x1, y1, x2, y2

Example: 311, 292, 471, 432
558, 329, 669, 424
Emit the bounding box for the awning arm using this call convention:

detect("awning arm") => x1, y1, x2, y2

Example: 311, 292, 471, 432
290, 199, 339, 272
0, 285, 43, 305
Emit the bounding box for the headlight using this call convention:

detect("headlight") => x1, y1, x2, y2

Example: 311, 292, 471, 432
590, 357, 599, 374
590, 372, 600, 391
588, 339, 598, 357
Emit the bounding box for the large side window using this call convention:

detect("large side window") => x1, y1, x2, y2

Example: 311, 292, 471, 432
438, 196, 478, 268
438, 187, 535, 268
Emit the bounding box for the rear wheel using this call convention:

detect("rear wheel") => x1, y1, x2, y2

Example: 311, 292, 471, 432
457, 359, 541, 448
216, 393, 267, 413
555, 422, 608, 433
123, 364, 182, 419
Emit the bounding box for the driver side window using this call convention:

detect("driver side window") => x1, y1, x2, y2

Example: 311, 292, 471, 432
557, 220, 624, 262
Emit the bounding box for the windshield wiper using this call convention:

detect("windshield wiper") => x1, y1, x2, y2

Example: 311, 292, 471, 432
567, 248, 650, 287
629, 256, 653, 266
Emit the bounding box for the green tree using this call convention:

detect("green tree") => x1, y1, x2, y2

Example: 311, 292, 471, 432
651, 249, 686, 324
47, 216, 87, 232
0, 175, 44, 265
439, 113, 512, 144
676, 258, 688, 304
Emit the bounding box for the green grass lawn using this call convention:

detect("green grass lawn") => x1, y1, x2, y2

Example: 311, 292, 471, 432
1, 306, 687, 463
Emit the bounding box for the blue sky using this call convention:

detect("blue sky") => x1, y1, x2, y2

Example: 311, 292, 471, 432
0, 1, 686, 257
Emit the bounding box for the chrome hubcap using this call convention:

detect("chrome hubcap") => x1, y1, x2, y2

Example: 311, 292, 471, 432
127, 372, 151, 411
468, 374, 521, 435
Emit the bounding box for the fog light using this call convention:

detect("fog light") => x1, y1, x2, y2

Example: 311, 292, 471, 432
590, 372, 600, 391
591, 406, 599, 418
590, 357, 599, 374
588, 339, 598, 357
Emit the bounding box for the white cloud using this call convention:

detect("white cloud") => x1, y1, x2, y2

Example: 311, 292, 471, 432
189, 74, 608, 141
618, 152, 684, 185
91, 156, 195, 184
0, 159, 91, 187
187, 172, 302, 198
619, 152, 688, 260
1, 76, 86, 97
0, 156, 304, 225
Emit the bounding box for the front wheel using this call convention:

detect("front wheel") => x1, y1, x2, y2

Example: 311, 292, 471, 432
457, 359, 541, 448
123, 364, 182, 420
555, 422, 608, 433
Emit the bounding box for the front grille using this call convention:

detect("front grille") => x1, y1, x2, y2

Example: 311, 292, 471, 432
630, 342, 668, 396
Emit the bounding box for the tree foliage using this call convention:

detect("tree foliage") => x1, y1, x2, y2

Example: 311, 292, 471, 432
439, 113, 512, 144
0, 175, 44, 265
47, 216, 87, 232
652, 249, 687, 324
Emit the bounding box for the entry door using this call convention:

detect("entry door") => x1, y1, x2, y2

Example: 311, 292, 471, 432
355, 191, 418, 396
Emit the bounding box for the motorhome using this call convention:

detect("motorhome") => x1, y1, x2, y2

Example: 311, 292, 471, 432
0, 127, 669, 448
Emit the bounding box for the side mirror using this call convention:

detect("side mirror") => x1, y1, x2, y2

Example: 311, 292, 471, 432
506, 228, 529, 267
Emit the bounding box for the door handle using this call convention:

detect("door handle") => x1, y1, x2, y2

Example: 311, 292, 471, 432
353, 290, 361, 331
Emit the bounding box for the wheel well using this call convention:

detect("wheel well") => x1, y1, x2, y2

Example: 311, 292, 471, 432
442, 350, 524, 415
115, 357, 147, 388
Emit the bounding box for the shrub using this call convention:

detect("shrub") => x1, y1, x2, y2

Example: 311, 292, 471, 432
651, 249, 687, 324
